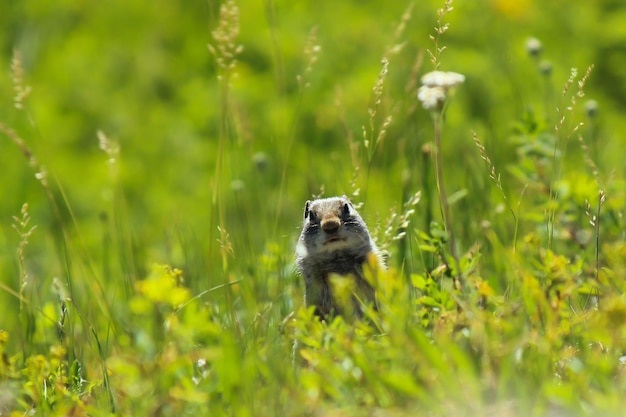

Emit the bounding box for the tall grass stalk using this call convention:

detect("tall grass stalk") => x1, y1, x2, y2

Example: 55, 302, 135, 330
208, 0, 242, 271
263, 0, 285, 95
586, 190, 606, 283
98, 130, 137, 300
472, 131, 520, 252
594, 190, 605, 282
6, 51, 60, 226
362, 57, 392, 203
421, 144, 434, 237
578, 128, 604, 284
360, 4, 414, 203
91, 326, 117, 413
427, 0, 453, 70
11, 203, 37, 356
274, 27, 320, 229
547, 65, 594, 249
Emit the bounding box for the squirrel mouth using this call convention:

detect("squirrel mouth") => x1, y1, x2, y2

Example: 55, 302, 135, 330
323, 236, 345, 245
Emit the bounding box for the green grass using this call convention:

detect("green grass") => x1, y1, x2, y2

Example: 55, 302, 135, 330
1, 0, 626, 415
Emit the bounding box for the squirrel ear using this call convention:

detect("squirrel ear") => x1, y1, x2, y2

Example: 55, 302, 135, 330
304, 200, 311, 219
341, 195, 354, 207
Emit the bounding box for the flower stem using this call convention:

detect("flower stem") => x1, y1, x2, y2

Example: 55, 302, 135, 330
432, 112, 463, 289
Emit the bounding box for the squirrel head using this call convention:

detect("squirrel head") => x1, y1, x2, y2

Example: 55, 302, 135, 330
297, 195, 372, 258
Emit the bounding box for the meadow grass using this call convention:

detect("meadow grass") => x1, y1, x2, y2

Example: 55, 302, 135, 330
1, 0, 626, 416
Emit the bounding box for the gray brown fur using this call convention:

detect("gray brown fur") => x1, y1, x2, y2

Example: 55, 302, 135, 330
295, 196, 384, 318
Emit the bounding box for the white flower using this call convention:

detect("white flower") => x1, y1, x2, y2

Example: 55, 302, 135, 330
417, 85, 446, 111
417, 70, 465, 111
420, 71, 465, 88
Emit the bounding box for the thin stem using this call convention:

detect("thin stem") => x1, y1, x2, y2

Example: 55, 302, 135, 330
273, 70, 306, 232
513, 184, 528, 254
209, 67, 229, 272
432, 113, 462, 289
594, 190, 605, 283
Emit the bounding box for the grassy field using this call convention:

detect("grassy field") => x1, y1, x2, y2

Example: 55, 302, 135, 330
1, 0, 626, 415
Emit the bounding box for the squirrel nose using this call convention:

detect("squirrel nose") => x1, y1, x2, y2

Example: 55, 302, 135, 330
321, 217, 340, 233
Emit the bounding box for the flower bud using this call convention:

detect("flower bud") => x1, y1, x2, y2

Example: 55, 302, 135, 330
526, 37, 542, 57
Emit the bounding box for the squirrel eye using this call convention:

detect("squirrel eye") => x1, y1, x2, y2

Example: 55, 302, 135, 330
305, 203, 319, 223
341, 203, 351, 218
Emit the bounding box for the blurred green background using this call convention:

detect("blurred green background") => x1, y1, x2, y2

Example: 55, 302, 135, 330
1, 0, 625, 339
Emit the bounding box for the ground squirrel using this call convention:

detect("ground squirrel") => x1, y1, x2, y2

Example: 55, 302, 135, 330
295, 196, 385, 319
